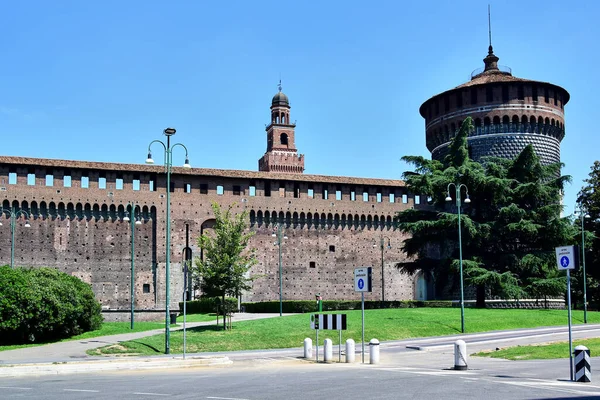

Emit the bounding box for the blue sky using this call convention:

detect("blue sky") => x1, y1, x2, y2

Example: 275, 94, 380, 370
0, 1, 597, 216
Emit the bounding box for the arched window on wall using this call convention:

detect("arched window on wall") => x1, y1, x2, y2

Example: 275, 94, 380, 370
493, 116, 500, 125
512, 115, 519, 124
484, 117, 491, 126
280, 133, 289, 146
502, 115, 509, 125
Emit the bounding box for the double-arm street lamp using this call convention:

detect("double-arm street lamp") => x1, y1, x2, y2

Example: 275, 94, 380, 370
0, 208, 31, 269
446, 183, 471, 334
123, 204, 142, 330
272, 222, 288, 317
374, 236, 391, 307
146, 127, 191, 354
575, 204, 591, 324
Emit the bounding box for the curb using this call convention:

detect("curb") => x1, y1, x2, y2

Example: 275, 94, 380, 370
0, 356, 232, 377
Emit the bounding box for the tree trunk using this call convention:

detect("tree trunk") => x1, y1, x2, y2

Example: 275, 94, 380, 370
222, 293, 227, 331
476, 285, 486, 308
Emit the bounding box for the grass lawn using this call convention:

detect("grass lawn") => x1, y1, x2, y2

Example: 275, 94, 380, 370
88, 308, 600, 356
475, 337, 600, 360
0, 313, 215, 352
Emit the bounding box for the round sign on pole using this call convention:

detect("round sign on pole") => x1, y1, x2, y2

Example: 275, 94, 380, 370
358, 278, 364, 290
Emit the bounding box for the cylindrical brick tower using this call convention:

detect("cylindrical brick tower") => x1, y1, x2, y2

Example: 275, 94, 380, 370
420, 45, 570, 165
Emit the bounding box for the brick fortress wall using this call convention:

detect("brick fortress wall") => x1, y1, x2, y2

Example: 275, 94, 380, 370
0, 156, 422, 320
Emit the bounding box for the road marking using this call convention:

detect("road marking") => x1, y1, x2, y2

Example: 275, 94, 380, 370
206, 397, 250, 400
0, 386, 32, 390
133, 393, 170, 396
375, 367, 475, 375
492, 380, 600, 396
64, 389, 100, 392
525, 379, 600, 390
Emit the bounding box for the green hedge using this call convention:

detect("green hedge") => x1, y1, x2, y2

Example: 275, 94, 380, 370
0, 266, 103, 345
241, 300, 452, 313
179, 297, 238, 315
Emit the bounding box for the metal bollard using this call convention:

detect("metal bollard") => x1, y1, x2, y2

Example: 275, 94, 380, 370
304, 338, 313, 359
369, 339, 380, 364
346, 339, 355, 363
324, 339, 333, 363
574, 345, 591, 382
454, 340, 468, 370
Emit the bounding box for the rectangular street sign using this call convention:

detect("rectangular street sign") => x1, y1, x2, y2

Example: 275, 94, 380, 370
556, 245, 578, 270
354, 267, 372, 292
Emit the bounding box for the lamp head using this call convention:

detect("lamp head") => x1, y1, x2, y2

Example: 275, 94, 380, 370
163, 127, 176, 136
445, 195, 452, 202
283, 234, 288, 240
24, 221, 31, 228
0, 221, 3, 226
585, 214, 591, 219
183, 158, 191, 168
123, 216, 130, 222
135, 220, 142, 225
146, 152, 154, 164
464, 196, 471, 204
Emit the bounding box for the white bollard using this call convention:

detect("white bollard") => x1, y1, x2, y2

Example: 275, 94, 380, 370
324, 338, 333, 363
454, 340, 468, 370
574, 345, 591, 382
303, 338, 313, 359
369, 339, 380, 364
346, 339, 355, 363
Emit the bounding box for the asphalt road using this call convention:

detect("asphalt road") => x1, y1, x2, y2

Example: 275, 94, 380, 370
2, 356, 600, 400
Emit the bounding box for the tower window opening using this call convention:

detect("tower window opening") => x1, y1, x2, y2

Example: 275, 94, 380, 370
484, 117, 491, 126
233, 185, 241, 195
470, 88, 477, 104
493, 116, 500, 125
503, 115, 510, 125
280, 133, 289, 146
532, 85, 538, 101
27, 172, 35, 186
264, 182, 271, 197
517, 85, 524, 100
486, 86, 493, 102
456, 92, 463, 108
502, 85, 509, 102
200, 183, 208, 194
544, 88, 549, 102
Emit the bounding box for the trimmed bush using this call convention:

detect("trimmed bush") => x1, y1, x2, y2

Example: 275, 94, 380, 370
0, 266, 103, 344
179, 297, 238, 315
241, 300, 453, 313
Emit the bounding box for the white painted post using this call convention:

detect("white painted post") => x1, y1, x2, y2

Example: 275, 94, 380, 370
346, 339, 355, 363
324, 338, 333, 363
304, 338, 313, 359
369, 339, 380, 364
454, 340, 468, 370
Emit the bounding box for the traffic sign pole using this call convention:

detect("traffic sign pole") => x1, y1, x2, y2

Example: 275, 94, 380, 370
567, 268, 574, 381
361, 291, 365, 364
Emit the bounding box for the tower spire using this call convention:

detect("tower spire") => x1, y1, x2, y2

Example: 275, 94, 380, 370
278, 76, 282, 92
488, 4, 493, 55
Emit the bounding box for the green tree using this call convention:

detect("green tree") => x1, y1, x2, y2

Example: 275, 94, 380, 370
397, 117, 575, 306
576, 161, 600, 307
193, 202, 257, 330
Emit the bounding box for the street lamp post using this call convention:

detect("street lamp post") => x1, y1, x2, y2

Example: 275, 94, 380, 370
123, 203, 142, 330
374, 236, 391, 308
575, 205, 591, 324
446, 183, 471, 334
0, 207, 31, 268
272, 222, 287, 317
146, 127, 191, 354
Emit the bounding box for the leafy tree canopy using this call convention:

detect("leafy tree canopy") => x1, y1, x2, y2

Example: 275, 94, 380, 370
193, 202, 257, 329
397, 117, 575, 306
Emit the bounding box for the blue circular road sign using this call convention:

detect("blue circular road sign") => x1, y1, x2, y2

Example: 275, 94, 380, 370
358, 278, 364, 290
561, 256, 570, 268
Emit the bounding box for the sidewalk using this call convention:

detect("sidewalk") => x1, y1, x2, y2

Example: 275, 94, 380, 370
0, 312, 290, 376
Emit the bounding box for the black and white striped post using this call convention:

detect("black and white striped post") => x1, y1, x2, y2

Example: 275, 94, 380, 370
311, 314, 347, 363
574, 345, 591, 382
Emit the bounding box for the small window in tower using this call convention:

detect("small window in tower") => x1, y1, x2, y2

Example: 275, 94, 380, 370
415, 195, 421, 205
544, 87, 549, 102
81, 175, 89, 188
322, 187, 328, 200
279, 182, 285, 198
8, 171, 17, 184
517, 85, 524, 100
456, 92, 463, 108
532, 85, 538, 101
249, 181, 256, 196
264, 182, 271, 197
116, 178, 123, 190
233, 185, 241, 195
486, 86, 493, 102
133, 178, 141, 191
143, 284, 150, 294
470, 88, 477, 104
309, 261, 316, 268
363, 191, 369, 202
184, 183, 191, 193
200, 183, 208, 194
27, 172, 35, 186
376, 192, 382, 203
294, 183, 300, 198
64, 171, 72, 187
402, 194, 408, 203
553, 91, 557, 105
389, 193, 395, 203
217, 185, 224, 195
280, 133, 289, 146
149, 176, 156, 192
502, 85, 509, 102
336, 187, 342, 201
350, 187, 356, 201
329, 245, 335, 252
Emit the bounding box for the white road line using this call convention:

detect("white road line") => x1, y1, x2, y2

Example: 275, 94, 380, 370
375, 367, 475, 375
133, 392, 170, 396
0, 386, 32, 390
492, 380, 600, 396
525, 379, 600, 390
63, 389, 100, 392
206, 397, 250, 400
